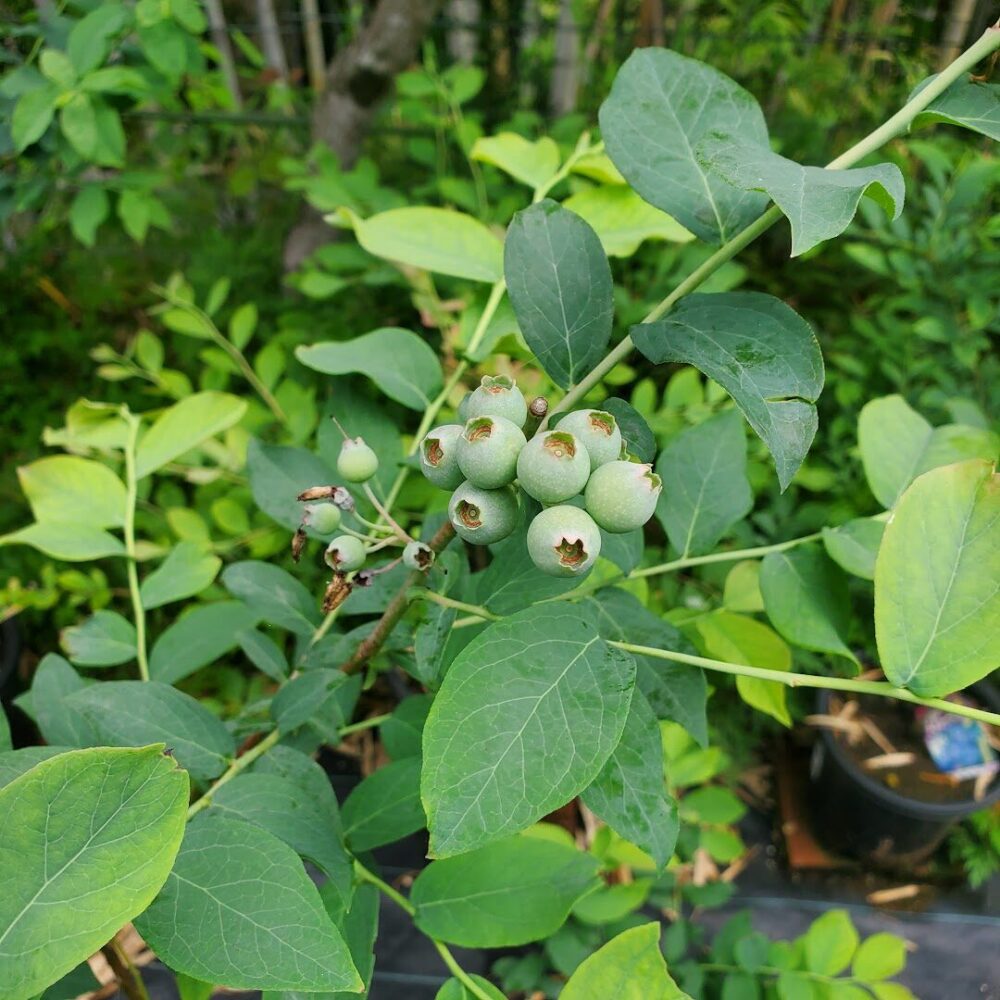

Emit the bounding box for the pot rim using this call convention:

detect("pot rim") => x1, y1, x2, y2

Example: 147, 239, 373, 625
815, 682, 1000, 820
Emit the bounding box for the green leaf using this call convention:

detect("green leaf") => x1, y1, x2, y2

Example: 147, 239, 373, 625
572, 879, 652, 925
723, 561, 764, 612
381, 694, 433, 760
40, 961, 100, 1000
137, 19, 189, 77
912, 77, 1000, 142
60, 93, 99, 159
0, 706, 9, 752
208, 772, 351, 885
0, 522, 125, 561
822, 518, 885, 581
561, 922, 691, 1000
0, 748, 69, 790
140, 541, 221, 609
504, 199, 614, 388
40, 49, 77, 88
69, 185, 109, 246
422, 604, 636, 857
412, 835, 600, 947
851, 932, 906, 980
135, 391, 247, 478
28, 655, 99, 747
332, 206, 503, 283
118, 188, 151, 242
0, 745, 187, 1000
296, 328, 443, 411
602, 397, 656, 463
582, 690, 678, 868
600, 47, 769, 245
135, 815, 363, 992
435, 976, 506, 1000
90, 99, 125, 167
271, 669, 355, 734
858, 395, 998, 508
150, 600, 260, 684
68, 681, 235, 780
699, 139, 904, 257
804, 909, 859, 976
67, 3, 130, 74
470, 132, 560, 189
655, 410, 752, 557
760, 547, 856, 664
222, 561, 321, 635
237, 628, 288, 680
12, 84, 58, 151
342, 757, 425, 851
680, 786, 745, 825
583, 589, 707, 746
246, 439, 337, 533
563, 184, 694, 257
229, 302, 258, 349
61, 610, 136, 666
632, 292, 824, 490
875, 459, 1000, 697
695, 611, 792, 726
81, 66, 148, 94
18, 455, 126, 528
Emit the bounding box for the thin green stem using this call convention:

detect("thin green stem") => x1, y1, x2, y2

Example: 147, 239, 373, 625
338, 713, 391, 737
121, 410, 149, 682
533, 136, 603, 203
187, 729, 282, 819
354, 864, 497, 1000
363, 484, 412, 542
410, 587, 501, 620
609, 642, 1000, 727
547, 26, 1000, 420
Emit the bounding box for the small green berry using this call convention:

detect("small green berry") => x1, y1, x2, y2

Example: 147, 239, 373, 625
448, 481, 519, 545
457, 416, 526, 489
337, 437, 379, 483
325, 535, 367, 571
403, 540, 434, 570
464, 375, 528, 427
584, 460, 662, 533
516, 430, 590, 504
527, 506, 601, 577
303, 502, 341, 535
420, 424, 464, 490
557, 409, 623, 471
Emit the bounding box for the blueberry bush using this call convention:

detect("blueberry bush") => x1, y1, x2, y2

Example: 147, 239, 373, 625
2, 22, 1000, 1000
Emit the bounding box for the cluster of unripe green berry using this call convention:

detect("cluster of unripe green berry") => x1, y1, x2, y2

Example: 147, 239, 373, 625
419, 375, 662, 577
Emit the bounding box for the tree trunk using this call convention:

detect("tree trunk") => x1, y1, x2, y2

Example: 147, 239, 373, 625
284, 0, 444, 271
446, 0, 479, 65
301, 0, 326, 92
205, 0, 243, 109
938, 0, 977, 67
549, 0, 580, 116
518, 0, 541, 108
256, 0, 289, 81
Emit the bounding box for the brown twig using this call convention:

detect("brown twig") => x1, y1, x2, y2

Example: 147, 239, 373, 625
100, 940, 149, 1000
342, 521, 455, 675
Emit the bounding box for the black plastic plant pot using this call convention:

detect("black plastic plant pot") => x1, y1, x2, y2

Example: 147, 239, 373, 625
807, 683, 1000, 868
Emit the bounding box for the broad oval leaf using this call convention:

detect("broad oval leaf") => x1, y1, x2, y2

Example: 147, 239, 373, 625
601, 397, 656, 463
422, 604, 636, 858
560, 922, 691, 1000
222, 561, 321, 635
270, 669, 356, 734
504, 199, 614, 388
858, 395, 998, 508
411, 835, 600, 947
150, 600, 260, 685
68, 680, 235, 781
0, 748, 70, 790
135, 392, 247, 479
912, 77, 1000, 142
0, 745, 188, 1000
341, 757, 426, 852
297, 328, 443, 411
804, 909, 859, 976
60, 610, 136, 666
135, 815, 363, 992
140, 542, 221, 609
246, 439, 337, 533
332, 206, 503, 283
699, 139, 904, 257
29, 654, 99, 748
0, 521, 125, 561
655, 409, 752, 557
470, 132, 560, 189
875, 459, 1000, 697
381, 694, 433, 760
18, 455, 126, 528
581, 689, 679, 869
600, 47, 769, 245
563, 185, 693, 257
760, 546, 856, 664
631, 292, 824, 490
822, 518, 885, 581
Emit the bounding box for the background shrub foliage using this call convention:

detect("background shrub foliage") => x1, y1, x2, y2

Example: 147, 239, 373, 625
1, 3, 999, 999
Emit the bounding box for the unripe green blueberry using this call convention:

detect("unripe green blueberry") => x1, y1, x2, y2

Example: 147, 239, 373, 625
456, 416, 526, 489
527, 505, 601, 577
448, 482, 519, 545
464, 375, 528, 427
584, 460, 663, 533
403, 540, 434, 570
325, 535, 366, 571
337, 437, 379, 483
420, 424, 464, 490
557, 409, 623, 471
516, 430, 590, 504
303, 502, 341, 535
